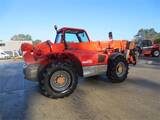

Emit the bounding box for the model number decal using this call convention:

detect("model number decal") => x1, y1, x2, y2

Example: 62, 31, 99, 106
82, 60, 93, 64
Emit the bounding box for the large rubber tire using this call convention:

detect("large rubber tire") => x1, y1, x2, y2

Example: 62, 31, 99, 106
107, 56, 129, 83
152, 50, 160, 57
39, 62, 78, 99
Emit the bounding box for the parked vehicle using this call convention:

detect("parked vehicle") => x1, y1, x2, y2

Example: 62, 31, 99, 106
0, 50, 10, 59
5, 50, 22, 59
136, 40, 160, 57
21, 26, 137, 99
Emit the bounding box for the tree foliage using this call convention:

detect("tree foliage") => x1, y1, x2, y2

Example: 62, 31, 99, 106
154, 37, 160, 44
33, 39, 42, 45
134, 28, 160, 44
10, 34, 43, 45
11, 34, 32, 41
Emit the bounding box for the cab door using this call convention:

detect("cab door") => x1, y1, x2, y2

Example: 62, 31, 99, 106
142, 40, 153, 55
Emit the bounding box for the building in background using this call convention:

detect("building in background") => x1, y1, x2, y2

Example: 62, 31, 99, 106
0, 40, 32, 57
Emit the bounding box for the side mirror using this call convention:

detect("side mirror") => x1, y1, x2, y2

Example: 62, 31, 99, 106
54, 25, 58, 32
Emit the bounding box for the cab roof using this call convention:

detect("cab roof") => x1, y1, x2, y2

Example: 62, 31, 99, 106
58, 27, 86, 32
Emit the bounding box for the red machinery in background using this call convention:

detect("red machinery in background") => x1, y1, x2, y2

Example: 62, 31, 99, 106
136, 40, 160, 57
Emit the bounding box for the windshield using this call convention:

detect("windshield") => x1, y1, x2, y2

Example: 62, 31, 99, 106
65, 30, 89, 43
55, 30, 89, 43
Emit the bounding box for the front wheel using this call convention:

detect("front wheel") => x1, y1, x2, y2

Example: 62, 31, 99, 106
152, 50, 160, 57
39, 62, 78, 99
107, 56, 129, 83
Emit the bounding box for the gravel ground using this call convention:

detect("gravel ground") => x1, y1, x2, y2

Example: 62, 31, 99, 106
0, 57, 160, 120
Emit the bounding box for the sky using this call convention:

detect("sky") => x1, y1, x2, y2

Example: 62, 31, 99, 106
0, 0, 160, 41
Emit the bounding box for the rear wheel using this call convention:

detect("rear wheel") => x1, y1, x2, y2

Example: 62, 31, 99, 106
152, 50, 160, 57
39, 62, 78, 99
107, 56, 129, 83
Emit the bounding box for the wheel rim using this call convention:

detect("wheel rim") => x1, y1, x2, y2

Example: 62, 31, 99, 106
116, 62, 126, 77
50, 70, 71, 92
154, 50, 159, 56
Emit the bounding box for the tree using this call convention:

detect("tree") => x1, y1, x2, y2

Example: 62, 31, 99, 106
134, 28, 157, 40
33, 39, 42, 45
11, 34, 32, 41
154, 38, 160, 44
26, 34, 32, 40
134, 28, 160, 44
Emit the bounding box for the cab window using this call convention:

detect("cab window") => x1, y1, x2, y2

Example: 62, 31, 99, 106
65, 33, 79, 43
65, 31, 89, 43
142, 40, 152, 47
78, 32, 89, 42
55, 32, 62, 43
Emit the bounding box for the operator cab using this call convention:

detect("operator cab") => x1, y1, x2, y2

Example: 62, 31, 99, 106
55, 27, 90, 44
137, 40, 153, 49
